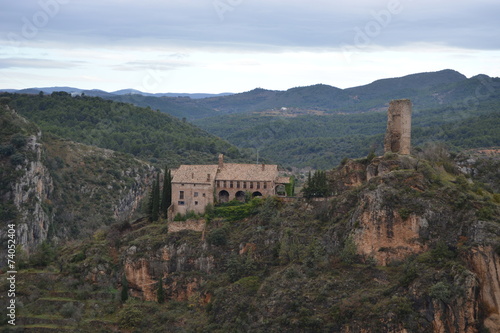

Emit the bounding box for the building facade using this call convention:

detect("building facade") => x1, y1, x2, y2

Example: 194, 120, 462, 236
170, 154, 290, 217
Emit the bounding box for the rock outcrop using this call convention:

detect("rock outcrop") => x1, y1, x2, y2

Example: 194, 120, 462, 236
12, 132, 54, 254
0, 106, 156, 257
329, 154, 500, 332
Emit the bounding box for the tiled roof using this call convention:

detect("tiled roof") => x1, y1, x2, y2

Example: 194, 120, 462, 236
216, 163, 279, 181
171, 164, 218, 184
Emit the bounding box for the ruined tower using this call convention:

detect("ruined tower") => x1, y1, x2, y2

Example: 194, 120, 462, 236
384, 99, 412, 155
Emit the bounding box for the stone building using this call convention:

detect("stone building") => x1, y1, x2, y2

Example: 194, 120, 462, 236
169, 154, 290, 217
384, 99, 412, 155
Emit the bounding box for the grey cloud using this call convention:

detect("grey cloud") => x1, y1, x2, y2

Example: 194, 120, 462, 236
0, 58, 80, 69
113, 59, 192, 72
1, 0, 499, 51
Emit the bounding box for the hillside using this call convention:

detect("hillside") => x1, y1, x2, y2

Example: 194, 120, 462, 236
3, 153, 499, 332
1, 92, 244, 167
0, 103, 157, 255
4, 70, 492, 120
193, 94, 500, 169
182, 69, 487, 117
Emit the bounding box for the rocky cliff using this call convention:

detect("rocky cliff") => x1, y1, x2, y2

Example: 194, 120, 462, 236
5, 147, 500, 332
0, 105, 156, 258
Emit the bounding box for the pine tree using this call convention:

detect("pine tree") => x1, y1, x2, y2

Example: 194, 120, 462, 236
160, 166, 172, 219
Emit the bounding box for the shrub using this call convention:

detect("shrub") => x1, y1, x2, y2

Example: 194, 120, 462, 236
118, 304, 143, 329
0, 144, 15, 156
207, 227, 228, 246
10, 134, 27, 148
429, 282, 452, 302
234, 276, 260, 294
398, 208, 413, 220
10, 152, 25, 166
477, 206, 493, 220
340, 236, 358, 264
60, 302, 77, 318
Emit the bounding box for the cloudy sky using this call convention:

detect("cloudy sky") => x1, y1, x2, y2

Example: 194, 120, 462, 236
1, 0, 499, 93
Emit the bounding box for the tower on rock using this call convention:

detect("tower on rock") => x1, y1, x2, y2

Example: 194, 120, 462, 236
384, 99, 412, 155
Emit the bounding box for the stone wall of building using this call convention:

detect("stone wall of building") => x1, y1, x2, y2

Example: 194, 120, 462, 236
384, 99, 412, 155
215, 179, 275, 203
171, 183, 213, 216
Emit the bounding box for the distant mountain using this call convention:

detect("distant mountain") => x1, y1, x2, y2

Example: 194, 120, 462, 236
0, 86, 233, 100
2, 69, 493, 119
111, 89, 233, 99
191, 70, 500, 168
190, 69, 474, 115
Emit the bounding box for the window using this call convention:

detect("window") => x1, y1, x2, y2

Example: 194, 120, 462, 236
195, 201, 198, 205
257, 182, 260, 189
217, 181, 220, 187
237, 181, 240, 188
250, 182, 253, 189
230, 181, 233, 188
243, 182, 247, 189
203, 193, 206, 197
178, 201, 185, 205
223, 181, 227, 187
264, 182, 267, 189
194, 192, 199, 197
179, 191, 184, 199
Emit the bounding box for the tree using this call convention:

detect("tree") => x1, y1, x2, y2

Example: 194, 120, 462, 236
157, 278, 165, 304
160, 166, 172, 219
302, 170, 329, 198
121, 274, 129, 303
150, 173, 160, 222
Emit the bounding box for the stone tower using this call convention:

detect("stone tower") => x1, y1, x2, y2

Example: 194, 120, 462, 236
384, 99, 412, 155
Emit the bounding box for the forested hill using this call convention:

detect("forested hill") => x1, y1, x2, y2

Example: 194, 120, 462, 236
193, 94, 500, 169
1, 92, 243, 167
97, 70, 498, 124
191, 69, 472, 115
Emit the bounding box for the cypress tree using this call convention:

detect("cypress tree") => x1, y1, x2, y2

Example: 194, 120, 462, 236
157, 278, 165, 304
121, 274, 129, 303
151, 173, 160, 222
160, 166, 172, 219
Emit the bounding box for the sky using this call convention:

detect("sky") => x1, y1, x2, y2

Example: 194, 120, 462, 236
1, 0, 499, 94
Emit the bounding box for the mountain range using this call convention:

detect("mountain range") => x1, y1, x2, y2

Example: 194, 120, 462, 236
2, 69, 499, 168
0, 87, 233, 100
3, 69, 498, 119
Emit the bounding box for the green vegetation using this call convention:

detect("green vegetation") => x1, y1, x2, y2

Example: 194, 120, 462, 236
3, 92, 243, 167
160, 166, 172, 219
6, 154, 500, 332
148, 173, 161, 222
302, 170, 330, 198
193, 97, 500, 168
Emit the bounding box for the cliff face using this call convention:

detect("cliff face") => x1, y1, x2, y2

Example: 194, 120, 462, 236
72, 154, 496, 333
0, 105, 156, 257
13, 131, 54, 253
13, 148, 499, 332
331, 155, 500, 333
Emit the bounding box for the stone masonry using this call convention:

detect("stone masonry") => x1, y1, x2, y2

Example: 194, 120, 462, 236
384, 99, 412, 155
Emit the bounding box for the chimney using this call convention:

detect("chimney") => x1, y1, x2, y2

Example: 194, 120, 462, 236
262, 164, 265, 171
218, 154, 224, 169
